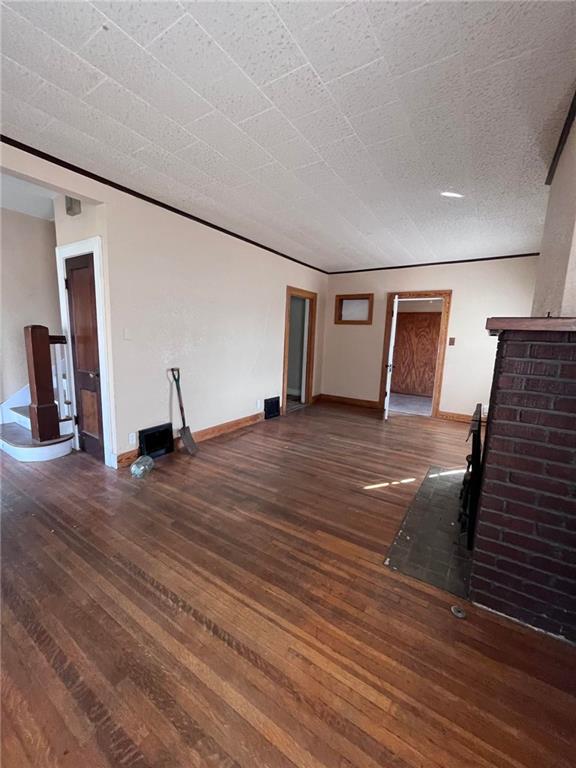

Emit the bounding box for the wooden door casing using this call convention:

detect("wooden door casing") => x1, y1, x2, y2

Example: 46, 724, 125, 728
391, 312, 442, 396
66, 253, 104, 460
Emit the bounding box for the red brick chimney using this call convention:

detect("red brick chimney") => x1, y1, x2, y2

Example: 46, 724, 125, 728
470, 317, 576, 642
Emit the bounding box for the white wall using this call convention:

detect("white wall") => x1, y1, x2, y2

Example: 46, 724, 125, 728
1, 145, 326, 458
322, 256, 538, 414
532, 121, 576, 317
0, 207, 60, 401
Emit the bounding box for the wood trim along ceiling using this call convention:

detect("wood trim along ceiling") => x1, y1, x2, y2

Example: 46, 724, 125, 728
378, 289, 452, 418
0, 135, 327, 275
282, 286, 317, 416
545, 87, 576, 186
1, 135, 539, 275
116, 411, 264, 468
329, 252, 540, 274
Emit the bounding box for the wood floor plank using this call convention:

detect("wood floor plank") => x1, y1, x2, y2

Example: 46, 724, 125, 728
2, 405, 575, 768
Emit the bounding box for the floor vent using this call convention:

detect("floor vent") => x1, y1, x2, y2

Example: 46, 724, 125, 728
264, 397, 280, 419
139, 423, 174, 458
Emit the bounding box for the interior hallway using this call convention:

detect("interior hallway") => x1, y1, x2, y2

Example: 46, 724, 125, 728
2, 404, 575, 768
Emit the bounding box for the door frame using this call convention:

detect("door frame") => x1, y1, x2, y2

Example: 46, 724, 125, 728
55, 237, 115, 467
282, 286, 317, 415
378, 289, 452, 418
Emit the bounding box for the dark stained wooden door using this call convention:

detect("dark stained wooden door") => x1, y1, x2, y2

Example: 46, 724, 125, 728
66, 254, 104, 460
392, 312, 442, 396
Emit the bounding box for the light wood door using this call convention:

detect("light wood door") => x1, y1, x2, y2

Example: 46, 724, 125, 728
391, 312, 442, 396
66, 253, 104, 460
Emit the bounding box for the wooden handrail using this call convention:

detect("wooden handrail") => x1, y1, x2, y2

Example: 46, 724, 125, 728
24, 325, 60, 442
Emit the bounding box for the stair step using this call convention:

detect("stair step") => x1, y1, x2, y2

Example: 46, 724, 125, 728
0, 423, 74, 448
10, 404, 72, 423
10, 405, 30, 418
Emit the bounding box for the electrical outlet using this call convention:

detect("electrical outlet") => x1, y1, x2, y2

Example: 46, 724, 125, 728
256, 399, 262, 410
128, 432, 136, 445
481, 405, 488, 418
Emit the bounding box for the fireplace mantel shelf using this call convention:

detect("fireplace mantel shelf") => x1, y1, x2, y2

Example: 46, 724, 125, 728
486, 316, 576, 335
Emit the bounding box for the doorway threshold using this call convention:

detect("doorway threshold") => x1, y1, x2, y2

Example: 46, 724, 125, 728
389, 394, 433, 416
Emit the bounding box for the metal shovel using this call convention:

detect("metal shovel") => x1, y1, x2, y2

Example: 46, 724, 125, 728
170, 368, 198, 455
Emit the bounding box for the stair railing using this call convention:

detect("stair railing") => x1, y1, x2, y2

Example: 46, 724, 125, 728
49, 334, 72, 422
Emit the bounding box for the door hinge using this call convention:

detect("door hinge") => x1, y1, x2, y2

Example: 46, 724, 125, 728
64, 278, 69, 290
74, 414, 79, 426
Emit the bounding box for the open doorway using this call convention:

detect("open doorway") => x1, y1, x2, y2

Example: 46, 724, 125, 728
379, 290, 451, 419
282, 286, 317, 415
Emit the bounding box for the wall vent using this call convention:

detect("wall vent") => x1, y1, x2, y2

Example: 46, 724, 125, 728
264, 397, 280, 419
138, 423, 174, 458
65, 196, 82, 216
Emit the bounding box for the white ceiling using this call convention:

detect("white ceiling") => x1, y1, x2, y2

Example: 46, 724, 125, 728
0, 171, 58, 219
1, 1, 574, 272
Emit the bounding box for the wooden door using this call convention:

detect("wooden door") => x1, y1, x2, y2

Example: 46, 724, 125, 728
391, 312, 442, 396
66, 254, 104, 460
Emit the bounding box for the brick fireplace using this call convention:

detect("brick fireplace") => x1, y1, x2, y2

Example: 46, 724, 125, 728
470, 318, 576, 642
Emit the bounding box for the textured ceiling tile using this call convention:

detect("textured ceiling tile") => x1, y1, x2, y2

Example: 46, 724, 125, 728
293, 160, 339, 190
249, 161, 319, 203
365, 135, 423, 193
196, 65, 271, 122
188, 112, 273, 170
461, 0, 576, 74
0, 0, 568, 270
374, 1, 463, 77
85, 79, 195, 152
1, 6, 104, 96
36, 117, 116, 165
238, 107, 299, 148
94, 1, 184, 46
0, 91, 52, 135
273, 1, 345, 34
184, 2, 265, 38
408, 103, 467, 161
321, 143, 385, 199
6, 0, 105, 52
176, 141, 251, 187
79, 22, 211, 125
262, 65, 332, 119
326, 56, 398, 116
267, 135, 321, 170
0, 55, 44, 100
131, 144, 214, 189
395, 53, 465, 115
348, 101, 410, 146
291, 105, 353, 148
465, 48, 575, 166
293, 2, 381, 81
29, 81, 147, 156
210, 3, 305, 85
363, 1, 422, 30
127, 164, 198, 205
147, 14, 234, 88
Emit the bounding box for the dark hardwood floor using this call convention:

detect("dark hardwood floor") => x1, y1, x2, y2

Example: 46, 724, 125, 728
2, 404, 575, 768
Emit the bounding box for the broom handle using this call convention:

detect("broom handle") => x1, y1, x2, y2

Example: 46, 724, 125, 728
170, 368, 187, 428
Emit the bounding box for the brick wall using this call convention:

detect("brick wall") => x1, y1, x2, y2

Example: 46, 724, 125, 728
470, 330, 576, 642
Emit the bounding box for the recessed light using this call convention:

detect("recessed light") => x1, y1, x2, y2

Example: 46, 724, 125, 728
441, 191, 464, 198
